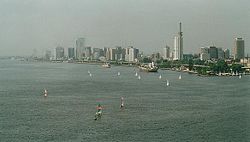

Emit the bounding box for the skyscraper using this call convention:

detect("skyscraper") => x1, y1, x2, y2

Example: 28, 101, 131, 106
55, 46, 64, 60
234, 38, 245, 60
224, 49, 230, 59
209, 46, 218, 59
173, 22, 183, 60
163, 45, 170, 60
76, 38, 85, 60
68, 48, 75, 59
200, 47, 210, 61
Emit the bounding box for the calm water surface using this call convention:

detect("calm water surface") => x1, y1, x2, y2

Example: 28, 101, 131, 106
0, 60, 250, 142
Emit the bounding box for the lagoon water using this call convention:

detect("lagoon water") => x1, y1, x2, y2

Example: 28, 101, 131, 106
0, 60, 250, 142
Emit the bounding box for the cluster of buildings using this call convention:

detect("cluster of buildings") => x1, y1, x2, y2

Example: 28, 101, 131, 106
199, 38, 245, 61
44, 22, 248, 67
45, 38, 140, 62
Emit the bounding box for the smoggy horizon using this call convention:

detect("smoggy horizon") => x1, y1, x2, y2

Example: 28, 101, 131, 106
0, 0, 249, 56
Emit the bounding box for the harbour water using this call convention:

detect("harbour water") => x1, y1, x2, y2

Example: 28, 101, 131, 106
0, 60, 249, 141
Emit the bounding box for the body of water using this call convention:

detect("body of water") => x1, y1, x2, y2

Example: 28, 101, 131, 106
0, 60, 249, 141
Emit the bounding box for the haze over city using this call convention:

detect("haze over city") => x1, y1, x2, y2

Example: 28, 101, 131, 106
0, 0, 249, 56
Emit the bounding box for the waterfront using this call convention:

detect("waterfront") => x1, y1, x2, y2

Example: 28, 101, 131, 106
0, 60, 250, 142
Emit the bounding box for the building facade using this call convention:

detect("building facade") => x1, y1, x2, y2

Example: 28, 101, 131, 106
76, 38, 85, 60
173, 22, 183, 60
234, 38, 244, 60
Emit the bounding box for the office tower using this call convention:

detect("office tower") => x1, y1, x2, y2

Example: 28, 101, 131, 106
224, 49, 230, 59
92, 48, 101, 60
68, 48, 75, 59
163, 45, 170, 60
85, 46, 92, 58
76, 38, 85, 60
234, 38, 245, 60
45, 50, 52, 60
200, 47, 210, 60
217, 48, 224, 59
173, 22, 183, 60
209, 46, 218, 59
55, 46, 64, 60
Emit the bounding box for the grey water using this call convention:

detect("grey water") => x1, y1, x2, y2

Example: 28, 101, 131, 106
0, 60, 250, 142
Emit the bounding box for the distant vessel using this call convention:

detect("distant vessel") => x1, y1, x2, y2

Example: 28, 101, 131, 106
166, 80, 170, 86
179, 75, 182, 80
117, 72, 120, 76
102, 63, 111, 68
239, 75, 242, 79
138, 75, 141, 80
44, 89, 48, 97
159, 74, 162, 79
139, 62, 158, 72
89, 73, 92, 77
135, 72, 138, 77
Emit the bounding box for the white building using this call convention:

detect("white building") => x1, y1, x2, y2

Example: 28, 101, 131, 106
200, 47, 210, 61
163, 45, 170, 59
173, 23, 183, 60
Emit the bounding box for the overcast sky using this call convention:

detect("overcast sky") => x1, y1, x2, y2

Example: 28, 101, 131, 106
0, 0, 249, 56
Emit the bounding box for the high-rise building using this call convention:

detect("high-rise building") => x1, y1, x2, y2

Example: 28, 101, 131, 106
55, 46, 64, 60
200, 47, 210, 60
224, 49, 230, 59
217, 48, 224, 59
209, 46, 218, 59
76, 38, 85, 60
68, 48, 75, 59
173, 22, 183, 60
92, 48, 101, 60
85, 46, 92, 58
234, 38, 245, 60
163, 45, 170, 59
45, 50, 52, 60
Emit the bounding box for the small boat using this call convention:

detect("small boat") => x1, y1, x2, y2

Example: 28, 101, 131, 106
179, 75, 182, 80
89, 73, 92, 77
159, 75, 162, 79
102, 63, 111, 68
166, 80, 170, 86
88, 70, 90, 74
117, 72, 120, 76
239, 75, 242, 79
44, 89, 48, 97
138, 75, 141, 80
135, 72, 138, 77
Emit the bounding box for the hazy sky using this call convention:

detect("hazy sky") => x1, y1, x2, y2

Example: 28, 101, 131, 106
0, 0, 249, 56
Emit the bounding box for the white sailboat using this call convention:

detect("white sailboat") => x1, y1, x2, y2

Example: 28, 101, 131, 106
239, 74, 242, 79
117, 72, 120, 76
88, 70, 90, 74
179, 75, 182, 80
89, 73, 92, 77
44, 89, 48, 97
135, 72, 138, 77
138, 75, 141, 80
166, 80, 170, 86
159, 74, 162, 79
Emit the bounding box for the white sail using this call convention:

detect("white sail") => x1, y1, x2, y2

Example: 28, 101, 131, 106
179, 75, 182, 80
138, 75, 141, 80
135, 72, 138, 76
118, 72, 120, 76
166, 80, 170, 86
159, 75, 162, 79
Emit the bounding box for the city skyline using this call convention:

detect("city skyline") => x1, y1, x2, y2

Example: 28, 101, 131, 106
0, 0, 249, 56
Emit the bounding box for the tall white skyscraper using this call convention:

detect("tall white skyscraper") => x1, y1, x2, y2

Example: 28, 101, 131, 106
76, 38, 85, 60
173, 22, 183, 60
